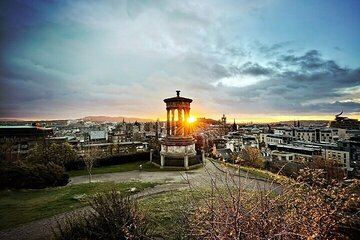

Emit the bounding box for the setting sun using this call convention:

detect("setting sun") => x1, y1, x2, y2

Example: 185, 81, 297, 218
187, 116, 196, 123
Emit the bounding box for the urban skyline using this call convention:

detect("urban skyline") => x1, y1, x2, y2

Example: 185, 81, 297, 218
1, 1, 360, 237
1, 0, 360, 122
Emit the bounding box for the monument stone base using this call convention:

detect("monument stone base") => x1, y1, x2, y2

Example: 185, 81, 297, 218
155, 136, 201, 169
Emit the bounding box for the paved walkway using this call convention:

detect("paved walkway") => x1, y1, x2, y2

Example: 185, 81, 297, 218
0, 160, 281, 240
69, 160, 276, 189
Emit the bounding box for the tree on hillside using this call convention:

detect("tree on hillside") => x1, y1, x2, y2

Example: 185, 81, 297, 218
0, 138, 18, 164
309, 156, 345, 182
230, 152, 240, 164
82, 146, 103, 183
26, 143, 78, 167
240, 147, 263, 168
211, 144, 218, 159
148, 138, 160, 152
127, 143, 137, 154
48, 143, 78, 166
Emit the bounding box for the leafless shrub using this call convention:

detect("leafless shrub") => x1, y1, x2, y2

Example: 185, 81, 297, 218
308, 156, 345, 182
55, 191, 155, 240
184, 167, 359, 240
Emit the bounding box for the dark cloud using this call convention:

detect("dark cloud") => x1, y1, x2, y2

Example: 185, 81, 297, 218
280, 50, 324, 70
258, 41, 293, 54
239, 62, 273, 76
224, 46, 248, 57
302, 101, 360, 114
220, 50, 360, 115
223, 62, 274, 78
1, 0, 360, 119
211, 64, 231, 79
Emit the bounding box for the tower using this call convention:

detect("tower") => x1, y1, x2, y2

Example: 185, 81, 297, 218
222, 114, 227, 135
232, 118, 237, 131
157, 91, 201, 169
155, 118, 159, 140
222, 114, 226, 125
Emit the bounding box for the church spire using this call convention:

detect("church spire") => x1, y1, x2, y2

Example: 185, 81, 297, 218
232, 118, 237, 131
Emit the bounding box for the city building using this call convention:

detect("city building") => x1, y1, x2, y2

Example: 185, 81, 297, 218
271, 126, 346, 143
292, 141, 351, 172
268, 143, 322, 162
89, 130, 108, 142
261, 133, 294, 147
329, 111, 360, 129
0, 125, 53, 159
337, 137, 360, 177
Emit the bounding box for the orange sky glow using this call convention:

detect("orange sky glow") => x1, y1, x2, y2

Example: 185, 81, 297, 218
8, 113, 360, 124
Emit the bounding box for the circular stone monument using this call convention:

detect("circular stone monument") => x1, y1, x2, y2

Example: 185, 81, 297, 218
157, 91, 202, 169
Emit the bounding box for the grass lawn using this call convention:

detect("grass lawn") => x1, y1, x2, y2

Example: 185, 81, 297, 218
68, 161, 147, 177
141, 161, 204, 172
234, 164, 288, 183
140, 188, 241, 239
209, 158, 288, 183
140, 189, 199, 239
140, 187, 277, 239
68, 160, 203, 177
237, 165, 281, 179
0, 181, 158, 230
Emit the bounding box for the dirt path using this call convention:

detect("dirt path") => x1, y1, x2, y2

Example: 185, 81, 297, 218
0, 160, 281, 240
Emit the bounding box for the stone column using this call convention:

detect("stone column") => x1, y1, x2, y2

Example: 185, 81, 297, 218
171, 109, 175, 136
184, 108, 189, 135
166, 109, 170, 135
177, 108, 183, 135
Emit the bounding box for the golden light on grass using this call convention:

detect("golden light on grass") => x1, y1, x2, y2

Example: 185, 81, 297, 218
187, 116, 196, 123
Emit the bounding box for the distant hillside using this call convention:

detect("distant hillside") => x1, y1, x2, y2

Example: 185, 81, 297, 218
81, 116, 154, 123
0, 118, 25, 122
0, 119, 69, 125
197, 117, 219, 125
276, 120, 329, 126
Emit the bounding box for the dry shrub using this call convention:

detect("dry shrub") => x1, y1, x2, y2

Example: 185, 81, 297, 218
186, 169, 359, 240
240, 147, 264, 169
308, 156, 345, 182
55, 191, 154, 240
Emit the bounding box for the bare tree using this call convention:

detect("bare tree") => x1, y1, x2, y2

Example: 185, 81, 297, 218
309, 156, 345, 182
82, 146, 103, 183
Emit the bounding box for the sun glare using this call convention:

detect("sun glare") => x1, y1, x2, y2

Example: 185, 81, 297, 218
187, 116, 196, 123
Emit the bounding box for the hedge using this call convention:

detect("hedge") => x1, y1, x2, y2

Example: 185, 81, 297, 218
65, 152, 151, 171
0, 161, 69, 189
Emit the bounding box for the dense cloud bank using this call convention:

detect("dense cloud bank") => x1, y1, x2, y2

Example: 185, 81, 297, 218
1, 0, 359, 118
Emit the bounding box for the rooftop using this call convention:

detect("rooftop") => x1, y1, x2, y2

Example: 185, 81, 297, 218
164, 90, 192, 103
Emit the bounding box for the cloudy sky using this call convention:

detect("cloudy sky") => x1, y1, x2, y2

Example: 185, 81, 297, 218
1, 0, 360, 122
